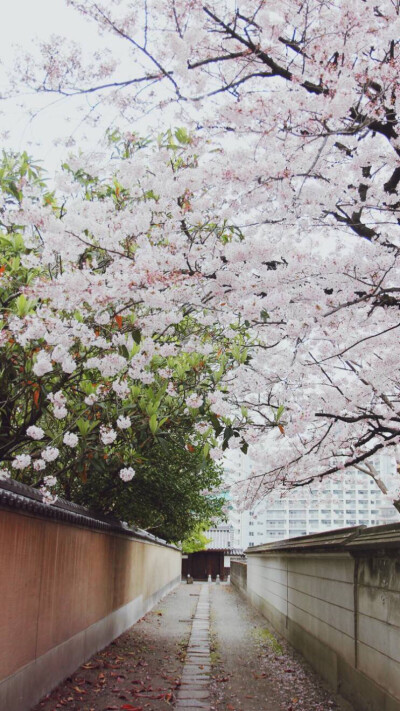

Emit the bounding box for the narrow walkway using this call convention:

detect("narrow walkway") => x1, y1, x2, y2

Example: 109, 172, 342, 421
209, 583, 353, 711
33, 584, 201, 711
33, 582, 353, 711
176, 585, 211, 710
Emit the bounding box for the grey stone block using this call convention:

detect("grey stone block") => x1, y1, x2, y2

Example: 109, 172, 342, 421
178, 690, 210, 699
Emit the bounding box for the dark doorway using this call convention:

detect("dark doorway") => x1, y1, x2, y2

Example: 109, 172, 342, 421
182, 550, 224, 580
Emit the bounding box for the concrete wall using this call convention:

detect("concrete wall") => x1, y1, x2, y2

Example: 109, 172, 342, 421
0, 487, 181, 711
356, 556, 400, 709
237, 525, 400, 711
230, 559, 247, 595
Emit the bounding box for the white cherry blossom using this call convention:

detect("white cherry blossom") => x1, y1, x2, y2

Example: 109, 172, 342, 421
27, 426, 45, 440
119, 466, 136, 482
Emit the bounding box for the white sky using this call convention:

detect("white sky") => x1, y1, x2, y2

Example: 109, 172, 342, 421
1, 1, 190, 175
0, 1, 241, 175
0, 1, 120, 169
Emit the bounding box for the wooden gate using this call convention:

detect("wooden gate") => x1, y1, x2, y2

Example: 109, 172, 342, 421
182, 551, 224, 580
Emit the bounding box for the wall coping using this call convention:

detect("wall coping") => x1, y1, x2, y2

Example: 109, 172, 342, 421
245, 522, 400, 555
0, 478, 179, 550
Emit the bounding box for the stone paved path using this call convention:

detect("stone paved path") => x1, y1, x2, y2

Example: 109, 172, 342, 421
176, 585, 211, 710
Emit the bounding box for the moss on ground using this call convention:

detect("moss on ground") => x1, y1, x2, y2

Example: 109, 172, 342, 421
252, 627, 283, 655
209, 623, 221, 666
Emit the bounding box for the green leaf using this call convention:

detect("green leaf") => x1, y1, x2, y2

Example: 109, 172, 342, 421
10, 257, 21, 272
175, 127, 191, 144
15, 294, 35, 317
132, 328, 141, 344
202, 442, 210, 458
77, 418, 90, 437
145, 400, 159, 416
209, 413, 223, 436
76, 419, 99, 437
149, 414, 158, 435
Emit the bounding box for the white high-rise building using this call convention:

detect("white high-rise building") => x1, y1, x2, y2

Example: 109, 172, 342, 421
224, 451, 400, 549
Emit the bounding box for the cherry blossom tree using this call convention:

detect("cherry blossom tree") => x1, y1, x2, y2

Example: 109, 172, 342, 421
4, 0, 400, 509
0, 135, 250, 520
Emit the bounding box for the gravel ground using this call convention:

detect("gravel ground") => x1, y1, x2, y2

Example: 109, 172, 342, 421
209, 583, 354, 711
33, 583, 201, 711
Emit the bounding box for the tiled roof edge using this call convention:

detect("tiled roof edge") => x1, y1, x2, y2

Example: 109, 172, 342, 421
0, 478, 179, 550
245, 522, 400, 554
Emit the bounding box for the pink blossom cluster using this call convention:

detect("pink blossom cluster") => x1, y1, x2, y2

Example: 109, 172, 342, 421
3, 0, 400, 509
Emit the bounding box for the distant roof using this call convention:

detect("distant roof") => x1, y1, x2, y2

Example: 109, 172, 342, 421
190, 547, 244, 555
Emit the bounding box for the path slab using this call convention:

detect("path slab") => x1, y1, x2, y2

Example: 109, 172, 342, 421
176, 584, 211, 711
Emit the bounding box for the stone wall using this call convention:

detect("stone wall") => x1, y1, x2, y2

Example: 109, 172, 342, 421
0, 479, 181, 711
234, 525, 400, 711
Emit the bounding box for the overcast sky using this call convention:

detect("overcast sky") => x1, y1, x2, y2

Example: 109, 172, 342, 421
0, 1, 113, 169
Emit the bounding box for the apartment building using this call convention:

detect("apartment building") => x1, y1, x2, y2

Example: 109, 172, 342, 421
225, 451, 400, 549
